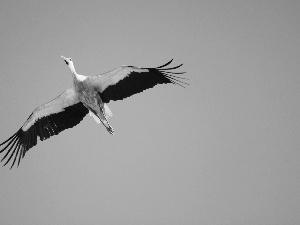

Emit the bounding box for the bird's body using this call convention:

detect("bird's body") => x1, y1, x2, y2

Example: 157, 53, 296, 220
1, 56, 187, 168
76, 78, 113, 134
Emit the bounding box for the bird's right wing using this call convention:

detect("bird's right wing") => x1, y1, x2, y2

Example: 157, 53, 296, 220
0, 88, 89, 168
90, 59, 188, 103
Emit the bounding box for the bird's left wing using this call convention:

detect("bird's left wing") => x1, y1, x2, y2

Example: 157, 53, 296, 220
90, 59, 188, 103
0, 88, 89, 168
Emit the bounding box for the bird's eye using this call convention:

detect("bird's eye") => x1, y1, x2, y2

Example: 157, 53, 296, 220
69, 58, 72, 61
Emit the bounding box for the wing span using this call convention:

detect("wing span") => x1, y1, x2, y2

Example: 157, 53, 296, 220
91, 59, 188, 103
0, 88, 89, 168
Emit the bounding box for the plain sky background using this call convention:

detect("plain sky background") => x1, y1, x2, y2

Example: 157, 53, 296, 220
0, 1, 299, 224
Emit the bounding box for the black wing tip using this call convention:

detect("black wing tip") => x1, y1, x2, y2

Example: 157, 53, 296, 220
1, 103, 89, 169
155, 59, 184, 70
158, 63, 183, 71
0, 129, 24, 168
156, 59, 174, 68
151, 59, 184, 72
151, 59, 188, 87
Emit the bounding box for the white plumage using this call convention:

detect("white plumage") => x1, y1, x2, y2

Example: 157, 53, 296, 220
89, 104, 112, 124
0, 56, 187, 168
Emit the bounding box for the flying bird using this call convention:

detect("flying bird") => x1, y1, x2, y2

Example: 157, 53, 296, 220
0, 56, 187, 168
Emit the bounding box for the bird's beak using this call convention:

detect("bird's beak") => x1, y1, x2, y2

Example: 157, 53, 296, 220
61, 55, 68, 65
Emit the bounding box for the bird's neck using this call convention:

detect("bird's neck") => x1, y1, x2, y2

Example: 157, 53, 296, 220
72, 70, 87, 82
69, 64, 87, 82
69, 63, 76, 74
69, 65, 79, 80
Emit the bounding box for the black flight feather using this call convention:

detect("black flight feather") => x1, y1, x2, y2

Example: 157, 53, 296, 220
0, 102, 88, 168
100, 60, 188, 103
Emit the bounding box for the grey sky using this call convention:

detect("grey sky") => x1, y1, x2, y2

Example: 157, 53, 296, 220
0, 1, 299, 224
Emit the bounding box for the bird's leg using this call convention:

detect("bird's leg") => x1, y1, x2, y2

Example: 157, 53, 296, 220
104, 122, 114, 135
99, 106, 114, 135
96, 96, 114, 135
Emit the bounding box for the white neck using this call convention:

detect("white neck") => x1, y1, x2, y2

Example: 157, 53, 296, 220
69, 62, 87, 81
69, 62, 76, 74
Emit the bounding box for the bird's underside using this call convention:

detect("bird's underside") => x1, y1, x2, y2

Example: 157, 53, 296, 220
0, 57, 188, 168
80, 91, 114, 135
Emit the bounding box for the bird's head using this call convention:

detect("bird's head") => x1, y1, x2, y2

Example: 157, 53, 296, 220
61, 55, 75, 73
61, 55, 73, 65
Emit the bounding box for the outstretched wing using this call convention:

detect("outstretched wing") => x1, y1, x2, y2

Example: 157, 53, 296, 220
0, 88, 89, 168
90, 59, 188, 103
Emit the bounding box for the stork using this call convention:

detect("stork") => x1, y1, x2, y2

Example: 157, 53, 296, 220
0, 56, 187, 168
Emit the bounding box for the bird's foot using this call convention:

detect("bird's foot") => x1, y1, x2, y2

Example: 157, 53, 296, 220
107, 126, 114, 135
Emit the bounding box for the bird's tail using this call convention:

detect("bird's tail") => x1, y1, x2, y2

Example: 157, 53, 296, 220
89, 111, 101, 124
88, 107, 114, 135
88, 104, 112, 123
104, 104, 113, 118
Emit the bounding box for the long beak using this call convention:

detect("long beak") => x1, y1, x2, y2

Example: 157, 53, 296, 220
61, 55, 68, 65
